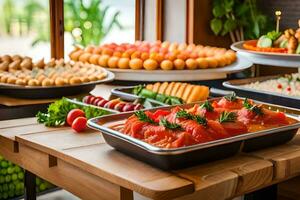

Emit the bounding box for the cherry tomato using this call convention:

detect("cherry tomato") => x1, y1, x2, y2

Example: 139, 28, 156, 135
67, 109, 85, 126
72, 117, 87, 133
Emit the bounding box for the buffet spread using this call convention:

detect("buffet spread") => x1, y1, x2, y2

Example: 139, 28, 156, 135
2, 16, 300, 183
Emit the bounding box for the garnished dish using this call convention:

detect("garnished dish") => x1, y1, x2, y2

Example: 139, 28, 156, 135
242, 73, 300, 97
133, 82, 209, 104
0, 55, 108, 87
69, 40, 237, 70
82, 95, 143, 112
111, 94, 296, 148
243, 20, 300, 54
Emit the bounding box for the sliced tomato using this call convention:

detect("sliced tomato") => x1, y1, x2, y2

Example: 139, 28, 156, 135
262, 109, 289, 125
180, 120, 213, 143
207, 120, 231, 139
196, 108, 220, 120
130, 121, 147, 139
221, 121, 248, 136
216, 98, 243, 110
151, 109, 171, 122
171, 132, 197, 148
237, 108, 258, 124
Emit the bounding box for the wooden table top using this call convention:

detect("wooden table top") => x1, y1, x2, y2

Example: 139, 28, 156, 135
2, 116, 300, 199
2, 84, 300, 199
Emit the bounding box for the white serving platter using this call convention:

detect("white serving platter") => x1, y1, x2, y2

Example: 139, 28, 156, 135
107, 55, 253, 81
231, 41, 300, 68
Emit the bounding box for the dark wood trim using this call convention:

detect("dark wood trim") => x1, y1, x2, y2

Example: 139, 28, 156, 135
56, 0, 64, 59
49, 0, 64, 59
135, 0, 145, 41
156, 0, 164, 41
49, 0, 56, 58
135, 0, 141, 40
186, 0, 194, 44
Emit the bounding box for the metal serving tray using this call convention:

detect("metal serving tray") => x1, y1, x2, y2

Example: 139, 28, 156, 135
111, 86, 224, 104
111, 86, 168, 106
88, 98, 300, 170
223, 76, 300, 109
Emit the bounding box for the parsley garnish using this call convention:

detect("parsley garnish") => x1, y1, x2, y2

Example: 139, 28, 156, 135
243, 98, 264, 116
176, 110, 207, 126
159, 118, 182, 130
224, 93, 237, 102
200, 101, 214, 112
219, 111, 237, 123
134, 111, 156, 124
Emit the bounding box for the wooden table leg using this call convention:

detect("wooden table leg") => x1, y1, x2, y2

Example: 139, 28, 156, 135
25, 170, 36, 200
244, 184, 277, 200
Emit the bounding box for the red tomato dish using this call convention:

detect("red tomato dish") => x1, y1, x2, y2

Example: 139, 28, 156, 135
112, 95, 296, 148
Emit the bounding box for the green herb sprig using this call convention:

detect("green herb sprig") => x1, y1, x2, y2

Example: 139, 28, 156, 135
224, 93, 237, 102
200, 101, 214, 112
219, 111, 237, 123
243, 98, 263, 116
134, 111, 156, 124
176, 110, 207, 126
159, 118, 182, 130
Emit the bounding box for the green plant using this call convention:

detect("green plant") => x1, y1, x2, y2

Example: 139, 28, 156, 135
210, 0, 272, 42
64, 0, 123, 47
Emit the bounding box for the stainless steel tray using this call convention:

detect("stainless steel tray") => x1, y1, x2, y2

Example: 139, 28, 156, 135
88, 98, 300, 170
223, 76, 300, 109
111, 86, 171, 106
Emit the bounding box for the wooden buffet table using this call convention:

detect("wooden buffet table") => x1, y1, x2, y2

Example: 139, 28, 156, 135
1, 85, 300, 200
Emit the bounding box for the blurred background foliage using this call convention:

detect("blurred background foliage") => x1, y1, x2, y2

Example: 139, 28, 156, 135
0, 0, 123, 47
210, 0, 273, 42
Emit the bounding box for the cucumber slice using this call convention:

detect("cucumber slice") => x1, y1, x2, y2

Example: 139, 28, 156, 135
257, 35, 272, 48
279, 39, 288, 48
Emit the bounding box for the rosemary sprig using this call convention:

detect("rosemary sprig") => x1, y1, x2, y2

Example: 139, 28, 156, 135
219, 111, 237, 123
176, 110, 194, 120
243, 98, 263, 116
159, 118, 182, 130
224, 92, 237, 102
176, 110, 207, 126
194, 115, 208, 126
134, 111, 156, 124
200, 100, 214, 112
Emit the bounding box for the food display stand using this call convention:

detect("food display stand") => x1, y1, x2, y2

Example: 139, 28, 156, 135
0, 85, 300, 200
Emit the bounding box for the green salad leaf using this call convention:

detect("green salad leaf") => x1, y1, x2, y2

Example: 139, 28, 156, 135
36, 97, 109, 127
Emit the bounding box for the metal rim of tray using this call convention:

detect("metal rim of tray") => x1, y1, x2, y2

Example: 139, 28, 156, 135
88, 97, 300, 155
223, 76, 300, 102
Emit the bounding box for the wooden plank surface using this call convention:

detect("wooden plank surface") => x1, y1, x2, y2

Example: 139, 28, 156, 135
17, 143, 128, 200
175, 155, 273, 200
247, 131, 300, 180
0, 117, 37, 129
16, 133, 195, 200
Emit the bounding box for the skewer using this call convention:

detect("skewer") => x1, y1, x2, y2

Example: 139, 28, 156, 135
275, 10, 281, 32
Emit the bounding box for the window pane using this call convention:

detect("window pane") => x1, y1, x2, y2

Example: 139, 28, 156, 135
0, 0, 51, 60
64, 0, 135, 58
